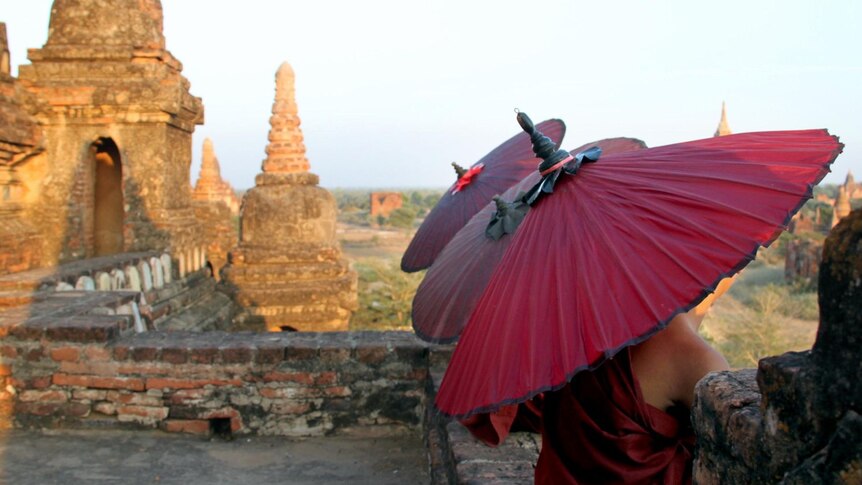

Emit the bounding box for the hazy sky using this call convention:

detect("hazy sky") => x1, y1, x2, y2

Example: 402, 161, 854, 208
2, 1, 860, 189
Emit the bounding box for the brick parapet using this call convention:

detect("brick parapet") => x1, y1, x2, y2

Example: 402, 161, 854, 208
2, 328, 432, 437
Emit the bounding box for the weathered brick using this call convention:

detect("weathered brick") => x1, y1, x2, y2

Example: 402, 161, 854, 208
10, 375, 52, 390
354, 346, 389, 365
106, 391, 163, 407
131, 346, 159, 362
82, 346, 113, 362
93, 401, 117, 415
146, 377, 242, 391
0, 364, 11, 377
220, 346, 253, 364
323, 386, 351, 397
188, 347, 218, 364
53, 374, 145, 391
168, 388, 209, 405
24, 348, 45, 362
255, 345, 285, 365
59, 402, 91, 417
44, 318, 125, 343
50, 347, 81, 362
285, 346, 317, 361
262, 371, 338, 386
112, 346, 130, 361
160, 348, 188, 365
315, 372, 338, 386
319, 347, 351, 364
9, 323, 44, 340
18, 390, 69, 402
117, 404, 169, 423
60, 361, 120, 376
15, 401, 61, 416
259, 386, 330, 399
72, 389, 107, 401
0, 346, 18, 358
162, 419, 210, 435
262, 371, 313, 385
117, 363, 168, 376
269, 401, 311, 415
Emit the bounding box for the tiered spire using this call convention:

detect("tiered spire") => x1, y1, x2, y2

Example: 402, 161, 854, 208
834, 186, 851, 220
714, 101, 732, 137
261, 62, 310, 174
845, 170, 856, 198
193, 138, 240, 214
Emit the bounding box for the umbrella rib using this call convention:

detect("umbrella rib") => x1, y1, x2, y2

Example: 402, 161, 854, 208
578, 194, 664, 332
609, 166, 817, 198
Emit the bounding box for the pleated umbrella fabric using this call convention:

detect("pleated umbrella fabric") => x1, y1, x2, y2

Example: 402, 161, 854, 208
413, 138, 647, 343
435, 130, 842, 418
401, 119, 566, 272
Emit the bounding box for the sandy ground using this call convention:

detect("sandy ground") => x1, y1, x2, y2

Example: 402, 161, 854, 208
0, 428, 430, 485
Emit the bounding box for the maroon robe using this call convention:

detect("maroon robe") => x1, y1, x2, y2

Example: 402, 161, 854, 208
535, 348, 694, 484
460, 397, 544, 446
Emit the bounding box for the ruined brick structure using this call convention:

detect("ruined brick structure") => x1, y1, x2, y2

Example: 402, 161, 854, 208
784, 237, 823, 285
192, 138, 240, 280
192, 138, 240, 215
222, 63, 358, 332
694, 209, 862, 484
0, 24, 45, 276
370, 192, 403, 218
832, 185, 852, 228
4, 0, 206, 273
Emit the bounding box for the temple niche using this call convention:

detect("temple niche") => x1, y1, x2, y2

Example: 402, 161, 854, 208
222, 62, 358, 332
12, 0, 205, 267
192, 138, 240, 280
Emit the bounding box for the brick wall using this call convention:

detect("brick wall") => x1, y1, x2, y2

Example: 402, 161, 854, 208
1, 322, 431, 437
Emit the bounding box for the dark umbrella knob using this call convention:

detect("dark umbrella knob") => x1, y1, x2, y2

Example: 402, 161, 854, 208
452, 162, 468, 179
516, 111, 572, 173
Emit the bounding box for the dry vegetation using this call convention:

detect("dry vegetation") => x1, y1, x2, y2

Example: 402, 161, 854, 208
700, 246, 820, 368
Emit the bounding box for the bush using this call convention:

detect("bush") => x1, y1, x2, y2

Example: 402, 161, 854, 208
350, 259, 425, 331
705, 283, 818, 368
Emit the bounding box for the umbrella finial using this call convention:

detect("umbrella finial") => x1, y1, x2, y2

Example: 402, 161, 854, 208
516, 111, 572, 173
452, 162, 468, 179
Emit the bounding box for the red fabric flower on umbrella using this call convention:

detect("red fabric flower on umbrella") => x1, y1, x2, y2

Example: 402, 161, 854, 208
430, 114, 842, 418
412, 137, 647, 344
450, 163, 485, 194
401, 118, 566, 272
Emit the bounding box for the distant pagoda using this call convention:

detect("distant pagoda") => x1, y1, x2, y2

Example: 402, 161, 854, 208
714, 101, 732, 137
192, 138, 240, 215
222, 62, 357, 332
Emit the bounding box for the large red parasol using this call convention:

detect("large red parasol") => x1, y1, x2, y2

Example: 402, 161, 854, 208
400, 118, 566, 272
434, 118, 842, 418
412, 137, 647, 343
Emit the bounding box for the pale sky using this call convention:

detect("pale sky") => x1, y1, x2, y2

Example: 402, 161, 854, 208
2, 1, 860, 189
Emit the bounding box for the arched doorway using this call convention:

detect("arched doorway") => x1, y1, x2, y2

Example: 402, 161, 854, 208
93, 138, 124, 256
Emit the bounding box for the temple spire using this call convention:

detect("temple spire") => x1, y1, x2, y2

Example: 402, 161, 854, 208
192, 138, 240, 215
714, 101, 732, 137
261, 62, 310, 174
198, 138, 222, 182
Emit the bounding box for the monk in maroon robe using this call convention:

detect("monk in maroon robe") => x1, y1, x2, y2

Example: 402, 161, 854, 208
462, 278, 733, 484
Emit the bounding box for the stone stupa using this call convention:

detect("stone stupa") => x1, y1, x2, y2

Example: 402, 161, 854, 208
192, 138, 240, 215
222, 62, 357, 332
